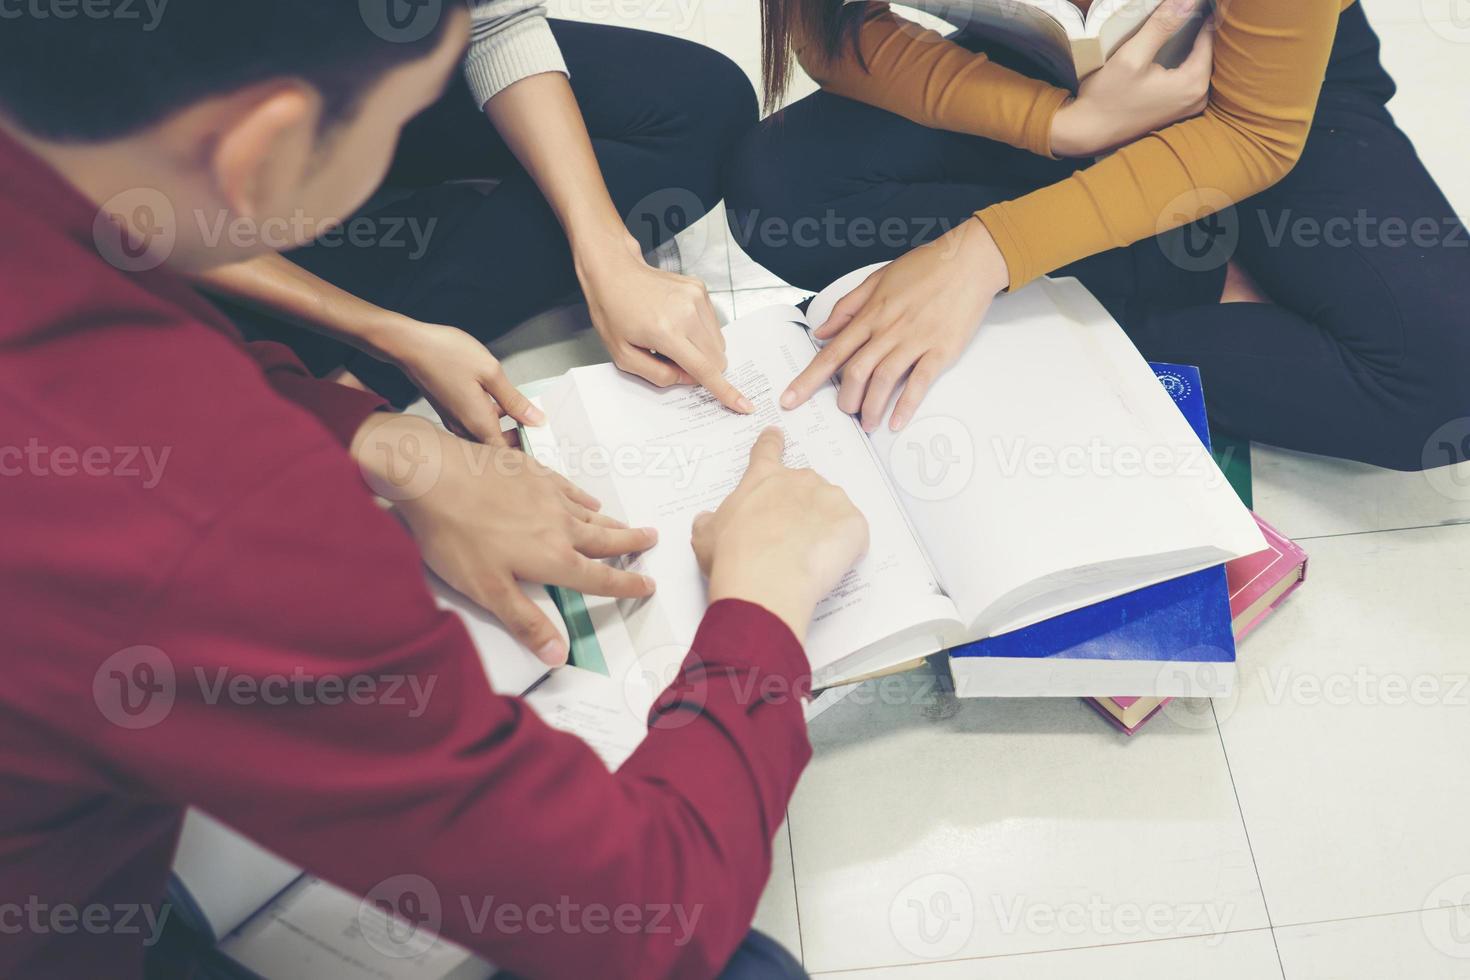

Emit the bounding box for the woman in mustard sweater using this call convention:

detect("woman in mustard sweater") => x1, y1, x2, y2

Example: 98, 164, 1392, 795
725, 0, 1469, 471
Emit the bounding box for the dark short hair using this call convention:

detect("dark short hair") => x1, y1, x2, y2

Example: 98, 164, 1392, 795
0, 0, 463, 142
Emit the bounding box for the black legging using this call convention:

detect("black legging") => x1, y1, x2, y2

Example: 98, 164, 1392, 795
220, 20, 758, 407
724, 4, 1470, 472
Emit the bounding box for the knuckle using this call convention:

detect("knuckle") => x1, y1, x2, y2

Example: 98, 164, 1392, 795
536, 521, 568, 547
480, 578, 517, 605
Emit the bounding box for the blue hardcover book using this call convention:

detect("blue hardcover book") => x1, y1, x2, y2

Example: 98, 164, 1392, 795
947, 364, 1237, 699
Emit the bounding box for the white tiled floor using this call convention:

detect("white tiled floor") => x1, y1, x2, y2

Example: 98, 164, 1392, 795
518, 2, 1470, 977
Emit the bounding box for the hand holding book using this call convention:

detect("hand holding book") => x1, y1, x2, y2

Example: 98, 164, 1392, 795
1050, 0, 1214, 157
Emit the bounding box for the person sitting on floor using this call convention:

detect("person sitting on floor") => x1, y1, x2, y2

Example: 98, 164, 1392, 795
0, 4, 867, 977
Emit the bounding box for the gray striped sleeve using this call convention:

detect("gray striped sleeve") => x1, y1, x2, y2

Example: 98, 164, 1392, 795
464, 0, 569, 108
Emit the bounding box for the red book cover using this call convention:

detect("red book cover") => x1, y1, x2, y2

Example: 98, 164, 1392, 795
1090, 514, 1307, 734
1227, 513, 1309, 641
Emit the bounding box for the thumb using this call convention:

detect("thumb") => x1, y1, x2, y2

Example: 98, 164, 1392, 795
618, 345, 683, 388
741, 426, 787, 483
481, 578, 568, 665
461, 401, 509, 447
1125, 0, 1202, 62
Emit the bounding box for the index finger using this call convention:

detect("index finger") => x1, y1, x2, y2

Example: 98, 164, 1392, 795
1177, 16, 1214, 76
780, 323, 868, 410
556, 557, 657, 600
813, 270, 879, 340
665, 336, 754, 415
1122, 0, 1200, 64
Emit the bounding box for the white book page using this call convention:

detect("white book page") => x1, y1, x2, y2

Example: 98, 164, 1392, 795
537, 305, 960, 680
886, 0, 1082, 82
1084, 0, 1161, 42
220, 876, 491, 980
808, 265, 1265, 639
1088, 0, 1203, 67
172, 810, 303, 942
427, 575, 559, 697
523, 664, 649, 772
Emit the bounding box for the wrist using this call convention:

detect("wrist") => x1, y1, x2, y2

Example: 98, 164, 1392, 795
337, 306, 420, 365
707, 569, 819, 644
572, 226, 644, 283
350, 411, 455, 505
958, 217, 1011, 295
1050, 98, 1099, 158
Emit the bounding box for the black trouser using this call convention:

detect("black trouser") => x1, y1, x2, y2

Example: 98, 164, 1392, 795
220, 20, 758, 407
724, 4, 1470, 471
148, 921, 808, 979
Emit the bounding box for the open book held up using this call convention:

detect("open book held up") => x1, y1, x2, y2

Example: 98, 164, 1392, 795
855, 0, 1208, 87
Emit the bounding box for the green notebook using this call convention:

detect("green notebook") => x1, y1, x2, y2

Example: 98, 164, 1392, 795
545, 584, 608, 676
1210, 431, 1253, 509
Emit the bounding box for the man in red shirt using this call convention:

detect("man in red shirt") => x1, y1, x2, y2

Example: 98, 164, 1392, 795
0, 3, 868, 978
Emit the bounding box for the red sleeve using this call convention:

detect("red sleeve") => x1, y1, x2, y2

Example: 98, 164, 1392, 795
77, 450, 811, 979
243, 338, 388, 446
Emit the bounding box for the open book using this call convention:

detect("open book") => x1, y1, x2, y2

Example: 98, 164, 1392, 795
520, 265, 1265, 694
169, 810, 492, 980
859, 0, 1207, 87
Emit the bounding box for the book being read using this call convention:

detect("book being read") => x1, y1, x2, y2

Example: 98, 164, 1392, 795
857, 0, 1209, 88
518, 264, 1265, 694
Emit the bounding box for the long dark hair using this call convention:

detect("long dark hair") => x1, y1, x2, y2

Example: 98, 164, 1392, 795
760, 0, 869, 107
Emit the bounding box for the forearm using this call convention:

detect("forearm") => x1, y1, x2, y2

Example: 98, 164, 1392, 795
193, 253, 412, 363
976, 0, 1341, 289
125, 508, 809, 980
977, 111, 1260, 288
482, 71, 634, 266
798, 4, 1070, 157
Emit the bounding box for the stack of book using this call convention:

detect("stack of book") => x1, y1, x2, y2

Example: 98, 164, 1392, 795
1088, 512, 1308, 734
943, 363, 1307, 733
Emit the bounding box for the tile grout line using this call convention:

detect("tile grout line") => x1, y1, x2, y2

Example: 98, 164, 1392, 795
802, 925, 1284, 976
1209, 698, 1287, 980
1268, 901, 1470, 932
805, 899, 1470, 978
722, 209, 738, 308
1287, 519, 1470, 544
784, 807, 807, 966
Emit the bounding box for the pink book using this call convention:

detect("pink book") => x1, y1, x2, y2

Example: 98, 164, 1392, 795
1090, 514, 1307, 734
1225, 513, 1309, 641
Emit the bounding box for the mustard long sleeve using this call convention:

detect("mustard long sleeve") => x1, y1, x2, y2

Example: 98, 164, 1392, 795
799, 0, 1355, 290
794, 3, 1072, 158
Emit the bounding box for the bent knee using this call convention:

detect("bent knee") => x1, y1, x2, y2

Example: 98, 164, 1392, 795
722, 123, 843, 289
657, 37, 757, 143
1362, 346, 1470, 472
1385, 389, 1470, 473
723, 119, 788, 217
